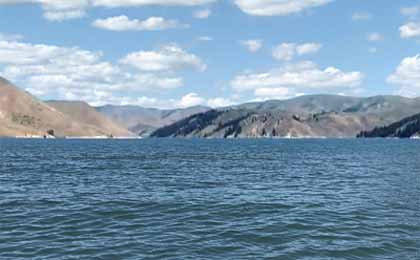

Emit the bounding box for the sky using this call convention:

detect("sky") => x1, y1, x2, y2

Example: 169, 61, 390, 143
1, 0, 420, 109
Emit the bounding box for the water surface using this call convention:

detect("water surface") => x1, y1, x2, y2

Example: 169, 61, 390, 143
0, 139, 419, 259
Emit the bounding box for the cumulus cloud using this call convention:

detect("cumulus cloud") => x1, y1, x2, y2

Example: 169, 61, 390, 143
91, 0, 216, 7
43, 9, 86, 21
400, 22, 420, 38
230, 61, 364, 95
296, 43, 322, 55
234, 0, 333, 16
119, 44, 207, 72
272, 43, 295, 61
387, 54, 420, 96
367, 32, 384, 42
272, 42, 321, 61
176, 93, 206, 108
97, 93, 234, 109
1, 0, 332, 20
0, 0, 89, 21
352, 12, 371, 21
176, 93, 235, 108
0, 38, 201, 105
240, 39, 263, 52
40, 0, 88, 21
92, 16, 188, 31
193, 9, 211, 19
0, 0, 216, 21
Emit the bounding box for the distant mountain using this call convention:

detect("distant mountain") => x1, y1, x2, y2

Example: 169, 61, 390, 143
0, 77, 131, 137
96, 105, 210, 136
358, 113, 420, 138
47, 101, 132, 137
4, 74, 420, 139
151, 95, 420, 138
238, 95, 420, 115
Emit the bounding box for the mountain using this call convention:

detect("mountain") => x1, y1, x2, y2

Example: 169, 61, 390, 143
151, 95, 420, 138
96, 105, 210, 136
357, 113, 420, 138
4, 74, 420, 139
0, 77, 131, 137
238, 95, 420, 116
46, 101, 132, 137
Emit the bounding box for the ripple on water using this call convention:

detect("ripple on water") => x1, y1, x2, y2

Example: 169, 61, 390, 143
0, 138, 419, 259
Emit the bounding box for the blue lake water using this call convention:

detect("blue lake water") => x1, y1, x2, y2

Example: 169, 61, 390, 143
0, 139, 419, 259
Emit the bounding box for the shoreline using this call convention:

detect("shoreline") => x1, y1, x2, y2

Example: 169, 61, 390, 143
1, 136, 419, 140
6, 136, 142, 140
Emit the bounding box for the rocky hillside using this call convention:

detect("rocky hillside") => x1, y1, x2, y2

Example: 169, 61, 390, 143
97, 105, 209, 136
151, 95, 420, 138
358, 113, 420, 138
0, 77, 131, 137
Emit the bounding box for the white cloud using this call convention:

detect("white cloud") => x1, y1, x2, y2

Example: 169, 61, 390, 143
234, 0, 333, 16
369, 47, 377, 54
231, 61, 364, 93
43, 9, 86, 21
40, 0, 88, 21
120, 44, 207, 72
272, 42, 321, 61
400, 22, 420, 38
207, 97, 234, 107
254, 87, 292, 99
0, 0, 90, 21
0, 33, 23, 41
197, 36, 213, 41
352, 12, 371, 21
0, 38, 187, 105
367, 32, 384, 42
240, 39, 263, 52
92, 16, 188, 31
176, 93, 206, 108
193, 9, 211, 19
272, 43, 296, 61
91, 0, 216, 7
296, 43, 322, 55
387, 54, 420, 96
95, 93, 233, 109
401, 6, 419, 19
0, 0, 216, 21
176, 93, 235, 108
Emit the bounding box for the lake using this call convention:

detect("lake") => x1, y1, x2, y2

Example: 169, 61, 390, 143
0, 139, 419, 259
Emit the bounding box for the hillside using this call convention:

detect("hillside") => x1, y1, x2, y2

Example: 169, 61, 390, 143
151, 95, 420, 138
0, 77, 131, 137
96, 105, 210, 136
358, 113, 420, 138
47, 101, 132, 137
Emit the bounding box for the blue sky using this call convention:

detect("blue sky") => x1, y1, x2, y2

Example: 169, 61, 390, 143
1, 0, 420, 108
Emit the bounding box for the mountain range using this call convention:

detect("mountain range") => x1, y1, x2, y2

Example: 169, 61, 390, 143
3, 76, 420, 139
151, 95, 420, 138
0, 76, 209, 138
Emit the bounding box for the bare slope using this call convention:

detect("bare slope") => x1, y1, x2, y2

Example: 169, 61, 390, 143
0, 77, 131, 137
47, 101, 132, 137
